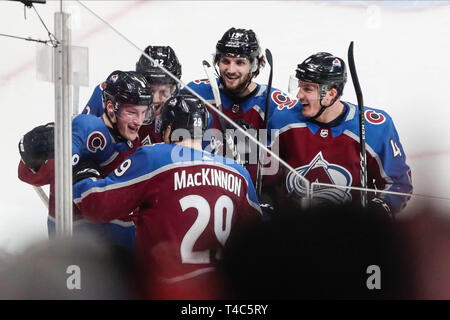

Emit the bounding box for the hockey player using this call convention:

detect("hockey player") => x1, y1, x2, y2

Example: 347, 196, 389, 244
186, 27, 299, 182
83, 45, 182, 145
18, 70, 152, 251
267, 52, 412, 216
73, 90, 262, 299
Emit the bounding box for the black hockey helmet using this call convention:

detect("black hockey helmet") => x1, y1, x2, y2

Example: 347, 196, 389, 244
102, 70, 153, 113
136, 45, 182, 85
292, 52, 347, 120
295, 52, 347, 97
214, 27, 263, 75
161, 89, 208, 140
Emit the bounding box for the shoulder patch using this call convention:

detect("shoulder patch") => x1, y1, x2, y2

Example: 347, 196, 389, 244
193, 79, 210, 85
87, 131, 107, 153
272, 90, 298, 110
365, 110, 386, 125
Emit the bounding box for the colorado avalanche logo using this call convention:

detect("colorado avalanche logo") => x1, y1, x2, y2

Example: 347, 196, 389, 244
193, 79, 210, 85
271, 90, 298, 110
87, 131, 107, 153
365, 110, 386, 125
141, 134, 151, 146
286, 152, 353, 202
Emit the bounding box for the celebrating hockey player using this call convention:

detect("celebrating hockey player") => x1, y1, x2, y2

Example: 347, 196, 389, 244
267, 52, 412, 216
73, 90, 262, 299
18, 70, 152, 251
187, 27, 299, 181
83, 45, 182, 145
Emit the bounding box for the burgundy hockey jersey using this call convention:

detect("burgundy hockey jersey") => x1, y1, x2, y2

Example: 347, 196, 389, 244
267, 101, 412, 213
74, 143, 262, 299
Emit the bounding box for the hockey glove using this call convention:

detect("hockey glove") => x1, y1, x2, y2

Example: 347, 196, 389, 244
368, 197, 393, 220
18, 122, 55, 171
233, 119, 256, 132
259, 191, 276, 220
312, 187, 353, 207
226, 120, 258, 165
73, 160, 102, 184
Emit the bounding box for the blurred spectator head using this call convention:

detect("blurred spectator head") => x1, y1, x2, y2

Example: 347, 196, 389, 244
0, 234, 139, 299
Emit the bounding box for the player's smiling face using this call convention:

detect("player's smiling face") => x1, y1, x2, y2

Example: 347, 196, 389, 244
116, 104, 148, 141
296, 81, 322, 118
218, 55, 252, 94
150, 84, 176, 116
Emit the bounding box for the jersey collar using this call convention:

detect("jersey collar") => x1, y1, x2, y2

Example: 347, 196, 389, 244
306, 101, 356, 138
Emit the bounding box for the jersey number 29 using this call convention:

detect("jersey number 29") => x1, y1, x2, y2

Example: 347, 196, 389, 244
179, 195, 234, 264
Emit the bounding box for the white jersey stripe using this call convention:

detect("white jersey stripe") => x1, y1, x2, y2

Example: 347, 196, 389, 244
74, 160, 261, 215
343, 129, 394, 187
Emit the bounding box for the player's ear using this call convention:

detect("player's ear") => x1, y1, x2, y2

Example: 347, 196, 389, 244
328, 87, 338, 100
323, 88, 338, 105
163, 125, 171, 143
105, 100, 117, 123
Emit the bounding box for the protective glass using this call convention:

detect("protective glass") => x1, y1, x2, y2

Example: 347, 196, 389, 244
288, 74, 300, 99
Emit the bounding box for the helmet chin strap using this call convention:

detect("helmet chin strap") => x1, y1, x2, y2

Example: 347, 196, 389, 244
309, 90, 340, 120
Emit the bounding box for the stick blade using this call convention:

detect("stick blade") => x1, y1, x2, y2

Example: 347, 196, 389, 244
202, 60, 211, 68
265, 48, 273, 67
348, 41, 354, 59
347, 41, 363, 107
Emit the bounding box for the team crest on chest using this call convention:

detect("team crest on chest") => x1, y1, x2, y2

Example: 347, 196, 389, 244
286, 152, 353, 199
141, 135, 151, 146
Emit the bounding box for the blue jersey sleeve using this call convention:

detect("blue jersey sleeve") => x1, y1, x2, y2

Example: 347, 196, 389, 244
81, 83, 104, 117
74, 146, 154, 199
365, 108, 413, 212
72, 114, 119, 167
73, 146, 155, 222
267, 98, 304, 146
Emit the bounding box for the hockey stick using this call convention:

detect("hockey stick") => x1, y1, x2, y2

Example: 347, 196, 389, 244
77, 0, 311, 200
255, 48, 273, 198
202, 60, 242, 164
348, 41, 368, 208
33, 186, 49, 209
